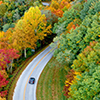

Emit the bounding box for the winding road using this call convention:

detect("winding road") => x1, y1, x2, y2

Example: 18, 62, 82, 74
13, 46, 55, 100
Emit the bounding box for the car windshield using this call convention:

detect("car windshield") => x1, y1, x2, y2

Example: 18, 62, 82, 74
30, 78, 35, 81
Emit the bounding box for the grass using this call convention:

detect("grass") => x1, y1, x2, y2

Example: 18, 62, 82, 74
6, 45, 49, 100
36, 57, 68, 100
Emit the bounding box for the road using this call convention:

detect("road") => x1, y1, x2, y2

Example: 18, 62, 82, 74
13, 46, 54, 100
42, 2, 51, 6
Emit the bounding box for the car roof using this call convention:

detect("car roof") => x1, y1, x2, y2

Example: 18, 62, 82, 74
30, 77, 35, 80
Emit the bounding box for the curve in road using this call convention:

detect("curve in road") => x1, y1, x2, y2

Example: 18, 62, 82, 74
13, 46, 55, 100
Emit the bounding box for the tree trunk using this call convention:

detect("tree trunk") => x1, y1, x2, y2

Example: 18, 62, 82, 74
24, 48, 26, 58
17, 58, 18, 62
6, 63, 9, 71
21, 49, 23, 57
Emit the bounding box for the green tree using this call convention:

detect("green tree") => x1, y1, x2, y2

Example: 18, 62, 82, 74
64, 42, 100, 100
0, 4, 7, 17
54, 13, 100, 65
53, 3, 82, 36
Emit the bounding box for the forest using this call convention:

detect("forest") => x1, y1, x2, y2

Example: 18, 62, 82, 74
0, 0, 100, 100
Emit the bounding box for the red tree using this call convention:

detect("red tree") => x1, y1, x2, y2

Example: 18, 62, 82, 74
0, 48, 20, 73
0, 73, 8, 97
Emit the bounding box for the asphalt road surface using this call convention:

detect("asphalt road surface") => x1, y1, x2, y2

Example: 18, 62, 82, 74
13, 46, 54, 100
42, 2, 50, 6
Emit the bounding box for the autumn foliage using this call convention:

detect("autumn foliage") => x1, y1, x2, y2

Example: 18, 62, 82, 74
0, 71, 8, 97
64, 69, 75, 98
13, 6, 51, 58
0, 97, 6, 100
47, 0, 71, 17
49, 0, 100, 99
66, 19, 79, 34
0, 1, 2, 5
0, 29, 14, 49
0, 0, 53, 100
64, 69, 81, 98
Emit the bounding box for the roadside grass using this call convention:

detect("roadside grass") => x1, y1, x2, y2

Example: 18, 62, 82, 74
6, 45, 49, 100
36, 57, 68, 100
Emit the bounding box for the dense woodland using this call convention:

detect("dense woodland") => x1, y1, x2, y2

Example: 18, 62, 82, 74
0, 0, 100, 100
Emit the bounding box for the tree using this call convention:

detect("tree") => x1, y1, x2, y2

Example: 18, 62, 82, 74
0, 72, 8, 97
54, 13, 100, 66
80, 0, 100, 20
53, 3, 82, 35
23, 6, 52, 40
48, 0, 71, 17
2, 23, 15, 32
71, 41, 99, 72
64, 42, 100, 99
13, 19, 38, 58
13, 6, 52, 58
0, 70, 8, 79
41, 10, 58, 26
0, 97, 6, 100
0, 1, 2, 5
0, 48, 20, 73
0, 3, 7, 31
0, 4, 7, 17
0, 29, 14, 49
0, 54, 6, 70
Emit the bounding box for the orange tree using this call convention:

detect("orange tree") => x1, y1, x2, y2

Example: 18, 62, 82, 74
53, 2, 82, 36
46, 0, 72, 17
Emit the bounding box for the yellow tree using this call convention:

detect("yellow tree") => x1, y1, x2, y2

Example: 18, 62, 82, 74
23, 6, 52, 40
0, 29, 16, 49
0, 30, 10, 49
13, 19, 38, 58
0, 31, 4, 39
0, 97, 6, 100
13, 6, 52, 58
